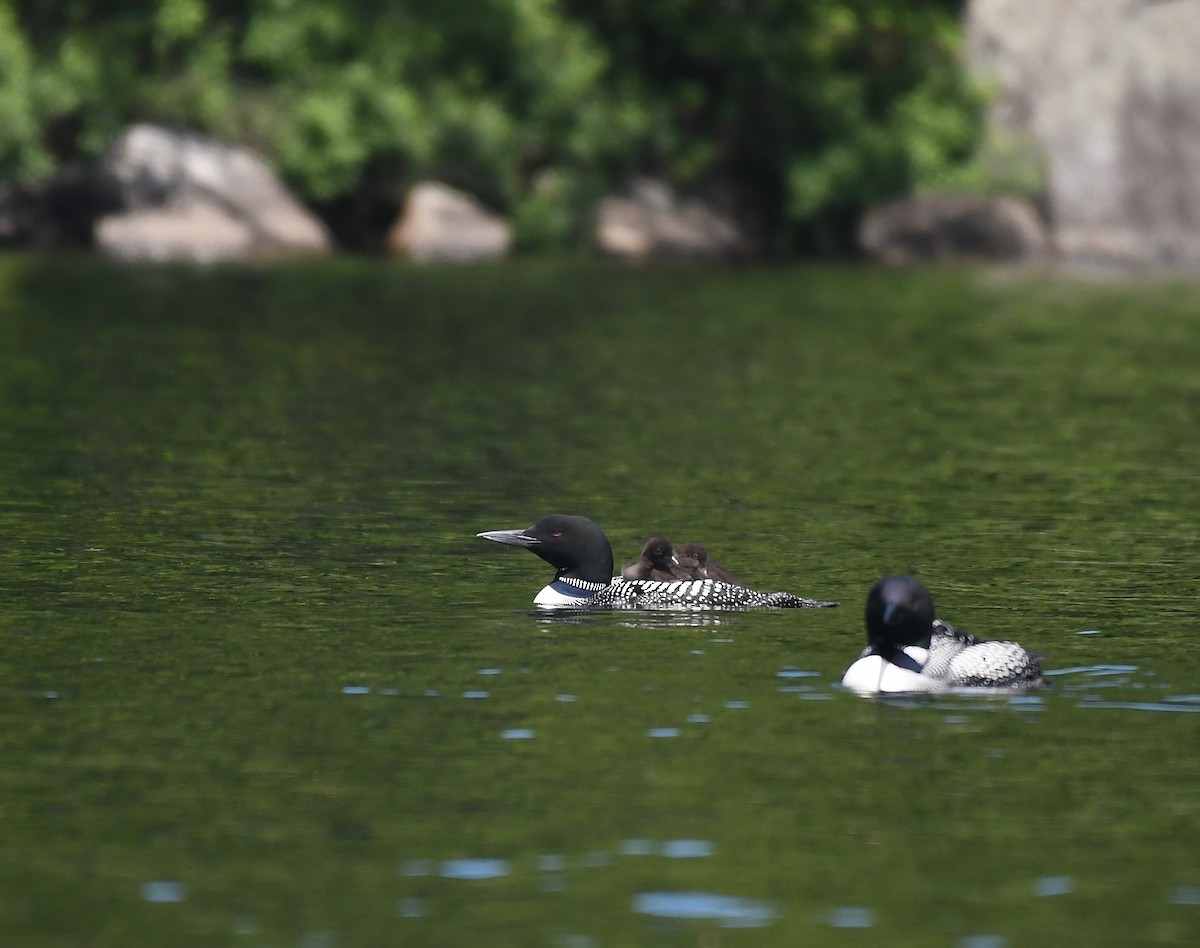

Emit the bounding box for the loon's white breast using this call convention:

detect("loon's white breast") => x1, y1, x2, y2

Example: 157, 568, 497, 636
841, 646, 938, 693
533, 578, 609, 608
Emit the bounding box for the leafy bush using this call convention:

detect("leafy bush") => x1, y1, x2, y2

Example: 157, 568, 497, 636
1, 0, 982, 252
570, 0, 983, 252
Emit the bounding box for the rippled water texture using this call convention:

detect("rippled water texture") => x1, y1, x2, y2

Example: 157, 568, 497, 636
1, 258, 1198, 945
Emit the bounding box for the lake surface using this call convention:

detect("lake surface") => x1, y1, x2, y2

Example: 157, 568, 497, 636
1, 256, 1198, 946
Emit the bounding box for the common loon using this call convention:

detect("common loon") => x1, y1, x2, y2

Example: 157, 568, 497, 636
673, 542, 740, 584
841, 576, 1045, 694
477, 514, 838, 610
621, 537, 689, 581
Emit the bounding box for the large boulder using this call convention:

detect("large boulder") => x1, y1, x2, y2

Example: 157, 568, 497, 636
595, 178, 749, 261
387, 182, 512, 262
966, 0, 1200, 267
859, 193, 1048, 264
95, 124, 331, 262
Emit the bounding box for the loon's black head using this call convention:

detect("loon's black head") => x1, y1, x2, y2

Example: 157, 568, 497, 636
865, 576, 936, 656
477, 514, 614, 584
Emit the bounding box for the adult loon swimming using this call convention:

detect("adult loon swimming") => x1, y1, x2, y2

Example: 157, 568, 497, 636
621, 537, 689, 582
841, 576, 1045, 693
673, 542, 740, 584
477, 514, 838, 610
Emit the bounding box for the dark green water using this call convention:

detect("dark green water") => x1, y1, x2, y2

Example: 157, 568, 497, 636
1, 257, 1198, 946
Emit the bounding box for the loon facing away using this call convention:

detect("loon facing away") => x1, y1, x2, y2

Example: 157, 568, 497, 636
841, 576, 1045, 694
673, 542, 741, 584
477, 514, 838, 610
621, 536, 688, 582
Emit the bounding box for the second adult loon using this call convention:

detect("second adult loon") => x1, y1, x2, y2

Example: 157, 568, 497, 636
477, 514, 838, 610
841, 575, 1045, 693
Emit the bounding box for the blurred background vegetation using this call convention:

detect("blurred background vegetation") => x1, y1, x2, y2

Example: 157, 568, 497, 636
0, 0, 984, 253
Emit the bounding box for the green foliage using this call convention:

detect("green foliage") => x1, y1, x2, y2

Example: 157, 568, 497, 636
924, 123, 1046, 200
572, 0, 984, 250
1, 0, 984, 252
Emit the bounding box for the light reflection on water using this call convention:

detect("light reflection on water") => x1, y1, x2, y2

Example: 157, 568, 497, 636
1032, 875, 1075, 897
1077, 700, 1200, 713
396, 897, 426, 918
1045, 664, 1200, 713
631, 891, 778, 927
1170, 885, 1200, 906
141, 881, 186, 903
1045, 664, 1140, 678
825, 906, 875, 928
439, 858, 511, 880
533, 611, 731, 630
659, 839, 715, 858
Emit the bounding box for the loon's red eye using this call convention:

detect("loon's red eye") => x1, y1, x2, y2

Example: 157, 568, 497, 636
549, 530, 563, 538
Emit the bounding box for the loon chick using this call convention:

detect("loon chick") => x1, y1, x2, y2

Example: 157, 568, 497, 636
621, 536, 688, 581
674, 543, 741, 585
840, 576, 1045, 694
477, 514, 838, 610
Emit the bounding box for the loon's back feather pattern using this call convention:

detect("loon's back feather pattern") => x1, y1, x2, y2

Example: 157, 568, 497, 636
584, 577, 836, 610
924, 619, 1043, 688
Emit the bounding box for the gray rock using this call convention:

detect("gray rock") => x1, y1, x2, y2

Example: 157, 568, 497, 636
859, 193, 1048, 264
966, 0, 1200, 268
95, 124, 331, 262
595, 179, 749, 261
387, 182, 512, 262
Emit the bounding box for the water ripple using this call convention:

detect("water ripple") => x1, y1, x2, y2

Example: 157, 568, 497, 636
1045, 664, 1138, 678
1032, 875, 1074, 896
1077, 700, 1200, 713
141, 880, 186, 903
632, 891, 777, 927
660, 839, 715, 859
826, 906, 875, 928
396, 896, 426, 918
1168, 885, 1200, 905
440, 858, 510, 880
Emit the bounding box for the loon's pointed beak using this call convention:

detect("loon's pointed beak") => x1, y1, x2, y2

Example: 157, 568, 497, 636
477, 527, 539, 548
881, 602, 899, 625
